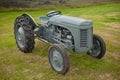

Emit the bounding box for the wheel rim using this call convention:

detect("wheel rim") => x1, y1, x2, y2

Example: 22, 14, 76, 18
89, 39, 101, 57
16, 24, 25, 48
50, 48, 63, 72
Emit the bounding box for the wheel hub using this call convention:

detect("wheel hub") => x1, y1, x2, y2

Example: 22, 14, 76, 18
17, 27, 25, 48
90, 40, 101, 56
52, 49, 63, 71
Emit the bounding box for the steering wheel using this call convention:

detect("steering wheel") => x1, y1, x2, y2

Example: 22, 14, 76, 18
46, 11, 61, 17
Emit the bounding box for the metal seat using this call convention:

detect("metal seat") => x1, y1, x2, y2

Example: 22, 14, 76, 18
39, 16, 50, 24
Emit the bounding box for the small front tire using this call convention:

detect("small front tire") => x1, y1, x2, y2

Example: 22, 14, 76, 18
48, 44, 70, 75
87, 34, 106, 59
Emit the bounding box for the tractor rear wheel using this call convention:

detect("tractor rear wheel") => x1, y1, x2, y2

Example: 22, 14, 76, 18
14, 16, 35, 53
87, 34, 106, 59
48, 44, 70, 75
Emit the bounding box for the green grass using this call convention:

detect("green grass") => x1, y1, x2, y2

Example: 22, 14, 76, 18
0, 3, 120, 80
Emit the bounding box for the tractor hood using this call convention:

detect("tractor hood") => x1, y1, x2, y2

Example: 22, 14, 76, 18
49, 15, 93, 27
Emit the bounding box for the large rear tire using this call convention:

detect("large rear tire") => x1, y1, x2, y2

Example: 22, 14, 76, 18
87, 34, 106, 59
14, 16, 35, 53
48, 44, 70, 75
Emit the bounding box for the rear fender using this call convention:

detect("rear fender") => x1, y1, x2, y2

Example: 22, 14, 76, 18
22, 14, 37, 29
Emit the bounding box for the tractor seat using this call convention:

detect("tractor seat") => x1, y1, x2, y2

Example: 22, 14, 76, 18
39, 16, 50, 24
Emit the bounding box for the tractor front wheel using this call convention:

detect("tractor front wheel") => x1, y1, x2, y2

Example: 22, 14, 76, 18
87, 34, 106, 59
48, 44, 70, 75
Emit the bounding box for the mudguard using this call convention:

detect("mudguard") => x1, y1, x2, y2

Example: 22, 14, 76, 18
22, 14, 37, 29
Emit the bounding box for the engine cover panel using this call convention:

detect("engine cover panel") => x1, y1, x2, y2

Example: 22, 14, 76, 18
49, 15, 93, 28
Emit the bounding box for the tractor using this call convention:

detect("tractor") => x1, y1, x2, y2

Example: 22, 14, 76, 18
14, 11, 106, 75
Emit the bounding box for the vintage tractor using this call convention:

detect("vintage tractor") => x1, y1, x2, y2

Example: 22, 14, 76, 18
14, 11, 106, 75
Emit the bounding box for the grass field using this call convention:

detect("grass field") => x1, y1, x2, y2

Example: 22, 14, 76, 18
0, 3, 120, 80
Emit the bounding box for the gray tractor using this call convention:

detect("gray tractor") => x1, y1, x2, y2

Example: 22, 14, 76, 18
14, 11, 106, 75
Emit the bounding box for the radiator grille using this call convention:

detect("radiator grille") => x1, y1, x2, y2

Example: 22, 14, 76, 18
80, 29, 88, 47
